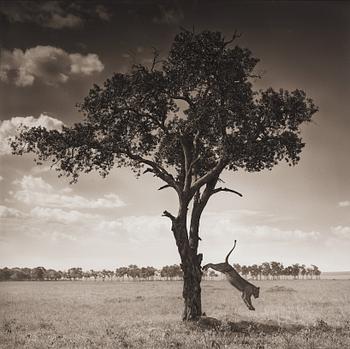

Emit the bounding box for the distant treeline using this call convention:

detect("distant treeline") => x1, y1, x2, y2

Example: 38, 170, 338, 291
0, 262, 321, 281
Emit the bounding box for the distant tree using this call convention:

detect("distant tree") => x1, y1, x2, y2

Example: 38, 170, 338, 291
249, 264, 260, 280
140, 266, 156, 280
311, 265, 321, 279
241, 265, 249, 279
46, 269, 61, 281
115, 267, 128, 280
291, 264, 300, 279
11, 29, 317, 320
299, 264, 307, 279
101, 269, 114, 281
161, 264, 183, 280
0, 268, 12, 281
9, 268, 30, 281
270, 261, 284, 280
127, 265, 141, 280
261, 262, 271, 280
89, 269, 99, 281
31, 267, 46, 281
68, 267, 83, 280
82, 271, 91, 280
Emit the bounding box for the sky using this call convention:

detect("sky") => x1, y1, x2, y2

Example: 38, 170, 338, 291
0, 0, 349, 272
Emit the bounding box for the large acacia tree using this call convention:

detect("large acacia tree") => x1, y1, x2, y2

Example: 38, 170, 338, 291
11, 30, 317, 320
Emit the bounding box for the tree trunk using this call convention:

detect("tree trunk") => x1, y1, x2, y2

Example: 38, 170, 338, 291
171, 211, 203, 321
181, 249, 203, 321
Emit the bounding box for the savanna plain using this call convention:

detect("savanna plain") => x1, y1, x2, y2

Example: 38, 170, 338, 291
1, 277, 350, 349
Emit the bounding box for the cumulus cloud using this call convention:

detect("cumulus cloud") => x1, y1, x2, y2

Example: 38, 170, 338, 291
12, 175, 125, 209
0, 46, 104, 87
331, 226, 350, 239
0, 114, 63, 155
0, 205, 26, 219
338, 201, 350, 207
70, 53, 105, 75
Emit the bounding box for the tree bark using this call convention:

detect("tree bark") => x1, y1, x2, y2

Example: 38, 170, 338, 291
171, 209, 203, 321
181, 249, 202, 321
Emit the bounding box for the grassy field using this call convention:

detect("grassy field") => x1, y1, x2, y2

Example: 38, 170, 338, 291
1, 279, 350, 348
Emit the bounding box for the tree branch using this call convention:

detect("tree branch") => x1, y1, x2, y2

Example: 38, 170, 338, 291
190, 158, 227, 194
126, 150, 179, 192
223, 29, 241, 47
162, 210, 175, 222
158, 184, 171, 191
180, 137, 193, 193
188, 155, 200, 173
211, 187, 243, 197
143, 168, 154, 175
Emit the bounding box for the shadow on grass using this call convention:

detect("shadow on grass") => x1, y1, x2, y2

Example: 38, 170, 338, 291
192, 317, 341, 335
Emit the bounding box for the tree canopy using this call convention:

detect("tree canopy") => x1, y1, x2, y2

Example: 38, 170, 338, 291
11, 30, 317, 195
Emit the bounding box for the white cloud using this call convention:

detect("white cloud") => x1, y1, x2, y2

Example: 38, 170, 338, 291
0, 114, 64, 155
97, 215, 169, 242
0, 46, 104, 87
12, 175, 125, 209
30, 207, 98, 224
70, 53, 104, 75
331, 226, 350, 239
249, 225, 320, 241
200, 211, 321, 242
0, 205, 26, 219
339, 201, 350, 207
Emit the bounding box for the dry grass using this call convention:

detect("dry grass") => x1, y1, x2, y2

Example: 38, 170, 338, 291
1, 279, 350, 348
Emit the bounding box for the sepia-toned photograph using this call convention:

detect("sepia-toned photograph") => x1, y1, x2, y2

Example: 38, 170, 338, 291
0, 1, 349, 348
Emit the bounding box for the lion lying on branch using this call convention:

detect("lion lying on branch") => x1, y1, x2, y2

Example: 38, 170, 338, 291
202, 240, 260, 310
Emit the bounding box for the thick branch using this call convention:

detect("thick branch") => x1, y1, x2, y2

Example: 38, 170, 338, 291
188, 155, 200, 173
180, 137, 194, 194
188, 179, 217, 250
212, 187, 243, 197
190, 158, 227, 194
126, 151, 179, 192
